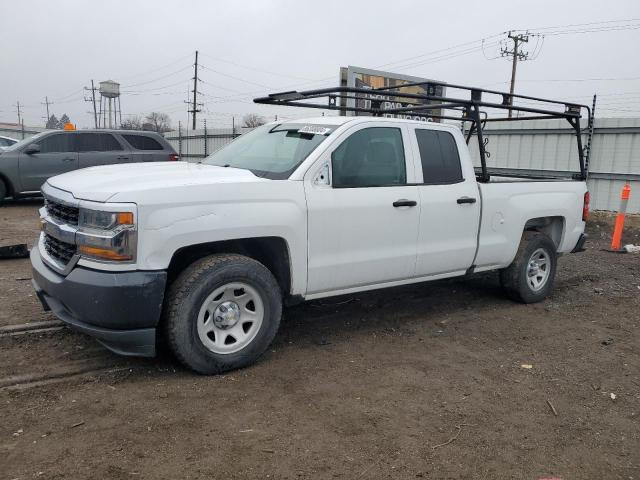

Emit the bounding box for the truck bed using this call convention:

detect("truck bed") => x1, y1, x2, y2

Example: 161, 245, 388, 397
473, 179, 587, 271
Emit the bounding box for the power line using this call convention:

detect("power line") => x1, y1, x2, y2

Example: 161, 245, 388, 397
122, 65, 193, 88
483, 75, 640, 87
199, 64, 273, 89
50, 88, 84, 102
195, 39, 506, 104
198, 52, 314, 82
390, 40, 503, 71
377, 33, 504, 69
517, 17, 640, 32
198, 78, 244, 94
116, 53, 194, 81
126, 79, 191, 93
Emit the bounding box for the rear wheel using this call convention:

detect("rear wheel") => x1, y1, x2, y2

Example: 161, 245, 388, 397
163, 254, 282, 374
500, 232, 558, 303
0, 180, 7, 203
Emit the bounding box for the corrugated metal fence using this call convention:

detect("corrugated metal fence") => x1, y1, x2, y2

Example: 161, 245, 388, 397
165, 118, 640, 213
469, 117, 640, 213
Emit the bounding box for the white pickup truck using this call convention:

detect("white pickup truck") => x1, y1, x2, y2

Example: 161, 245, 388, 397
31, 114, 589, 374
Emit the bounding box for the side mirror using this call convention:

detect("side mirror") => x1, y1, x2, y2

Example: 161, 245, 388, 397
24, 144, 40, 155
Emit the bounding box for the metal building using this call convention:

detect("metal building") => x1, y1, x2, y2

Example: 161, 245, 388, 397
469, 117, 640, 213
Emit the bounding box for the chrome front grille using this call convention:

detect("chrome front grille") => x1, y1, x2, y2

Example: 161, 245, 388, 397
45, 199, 79, 226
43, 233, 76, 265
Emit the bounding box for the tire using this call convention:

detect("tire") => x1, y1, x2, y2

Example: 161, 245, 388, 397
163, 254, 282, 374
499, 231, 558, 304
0, 180, 6, 203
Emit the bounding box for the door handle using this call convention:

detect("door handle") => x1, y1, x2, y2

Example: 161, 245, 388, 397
393, 199, 417, 207
62, 157, 75, 162
117, 156, 130, 160
457, 197, 477, 204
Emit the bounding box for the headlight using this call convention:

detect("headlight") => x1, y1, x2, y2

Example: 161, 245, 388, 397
77, 207, 137, 262
79, 209, 134, 230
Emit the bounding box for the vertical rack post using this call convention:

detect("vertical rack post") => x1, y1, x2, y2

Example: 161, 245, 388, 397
470, 89, 489, 183
584, 95, 597, 179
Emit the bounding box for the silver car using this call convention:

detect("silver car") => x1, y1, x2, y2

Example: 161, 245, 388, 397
0, 129, 179, 201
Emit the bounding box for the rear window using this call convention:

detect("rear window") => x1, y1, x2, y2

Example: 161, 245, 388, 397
123, 135, 163, 150
415, 129, 463, 184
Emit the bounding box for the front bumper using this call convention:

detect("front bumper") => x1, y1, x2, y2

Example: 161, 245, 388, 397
31, 247, 167, 357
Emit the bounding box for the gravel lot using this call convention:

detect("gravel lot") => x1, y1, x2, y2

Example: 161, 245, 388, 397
1, 200, 639, 479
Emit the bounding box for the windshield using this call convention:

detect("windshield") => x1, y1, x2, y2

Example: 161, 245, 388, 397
4, 132, 49, 152
203, 123, 333, 179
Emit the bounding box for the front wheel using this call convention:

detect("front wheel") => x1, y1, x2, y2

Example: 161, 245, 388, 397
163, 254, 282, 374
500, 232, 558, 303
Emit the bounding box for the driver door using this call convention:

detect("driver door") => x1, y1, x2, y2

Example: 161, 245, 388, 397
19, 133, 78, 191
305, 123, 420, 295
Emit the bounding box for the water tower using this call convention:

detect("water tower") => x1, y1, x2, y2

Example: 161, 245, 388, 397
98, 80, 122, 129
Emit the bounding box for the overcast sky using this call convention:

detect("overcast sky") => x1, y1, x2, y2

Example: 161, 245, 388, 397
2, 0, 639, 129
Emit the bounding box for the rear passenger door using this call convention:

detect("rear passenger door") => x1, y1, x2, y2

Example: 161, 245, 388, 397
77, 133, 129, 168
121, 134, 168, 162
411, 127, 480, 276
18, 133, 78, 191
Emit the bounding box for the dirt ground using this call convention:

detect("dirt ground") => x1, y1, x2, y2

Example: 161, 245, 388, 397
1, 200, 639, 480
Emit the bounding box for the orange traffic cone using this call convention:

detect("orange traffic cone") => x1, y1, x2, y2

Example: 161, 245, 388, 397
610, 182, 631, 251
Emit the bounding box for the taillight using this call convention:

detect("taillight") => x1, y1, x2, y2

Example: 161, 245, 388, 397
169, 153, 180, 161
582, 191, 590, 221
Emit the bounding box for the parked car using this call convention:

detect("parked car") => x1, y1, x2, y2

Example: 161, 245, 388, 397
0, 129, 179, 201
31, 113, 589, 374
0, 135, 18, 150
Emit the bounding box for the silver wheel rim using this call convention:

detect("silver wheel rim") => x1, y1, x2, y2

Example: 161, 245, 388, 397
197, 282, 264, 355
527, 248, 551, 292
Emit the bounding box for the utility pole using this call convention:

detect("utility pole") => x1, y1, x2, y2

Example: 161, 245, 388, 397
41, 96, 52, 125
501, 31, 530, 118
15, 101, 22, 125
84, 80, 98, 128
185, 50, 203, 130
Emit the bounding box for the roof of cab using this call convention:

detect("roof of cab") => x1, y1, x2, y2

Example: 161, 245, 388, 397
277, 115, 459, 131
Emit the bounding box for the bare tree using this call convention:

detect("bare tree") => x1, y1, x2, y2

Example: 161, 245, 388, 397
144, 112, 172, 133
242, 113, 266, 128
120, 115, 143, 130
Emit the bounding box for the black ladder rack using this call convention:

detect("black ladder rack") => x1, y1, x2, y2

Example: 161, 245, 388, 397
254, 80, 592, 182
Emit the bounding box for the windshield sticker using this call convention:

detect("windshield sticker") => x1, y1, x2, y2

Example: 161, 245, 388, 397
298, 125, 332, 135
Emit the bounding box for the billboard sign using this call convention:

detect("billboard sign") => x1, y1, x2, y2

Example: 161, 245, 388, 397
339, 66, 446, 122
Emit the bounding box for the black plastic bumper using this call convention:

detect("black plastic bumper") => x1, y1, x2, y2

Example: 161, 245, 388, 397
571, 233, 588, 253
31, 247, 167, 357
